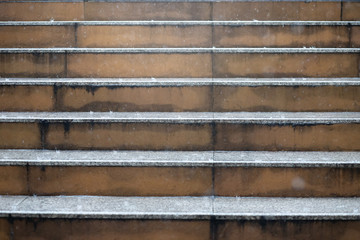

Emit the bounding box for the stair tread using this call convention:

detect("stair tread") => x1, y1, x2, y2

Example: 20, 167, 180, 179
2, 78, 360, 86
1, 47, 360, 53
0, 150, 359, 167
0, 195, 359, 220
2, 20, 360, 26
1, 112, 360, 123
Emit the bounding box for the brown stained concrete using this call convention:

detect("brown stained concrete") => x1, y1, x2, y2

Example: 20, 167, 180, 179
0, 166, 27, 195
213, 53, 359, 78
215, 220, 360, 240
0, 86, 54, 111
215, 123, 360, 151
214, 25, 349, 48
214, 167, 360, 197
84, 2, 211, 21
56, 86, 212, 112
0, 219, 10, 240
0, 53, 66, 78
12, 219, 210, 240
45, 123, 212, 150
351, 27, 360, 48
213, 2, 341, 21
67, 53, 211, 78
0, 123, 41, 149
213, 86, 360, 112
77, 25, 211, 48
29, 166, 212, 196
0, 26, 75, 48
0, 2, 84, 21
343, 2, 360, 21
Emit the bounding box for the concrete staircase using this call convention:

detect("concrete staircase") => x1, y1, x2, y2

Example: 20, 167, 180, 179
0, 0, 360, 239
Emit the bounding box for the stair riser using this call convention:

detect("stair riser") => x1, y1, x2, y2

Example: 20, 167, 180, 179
0, 218, 359, 240
1, 122, 360, 151
1, 2, 359, 21
216, 220, 360, 240
1, 53, 358, 78
0, 166, 212, 196
2, 85, 360, 112
0, 86, 213, 112
215, 167, 360, 197
0, 166, 358, 197
1, 25, 359, 48
0, 219, 210, 240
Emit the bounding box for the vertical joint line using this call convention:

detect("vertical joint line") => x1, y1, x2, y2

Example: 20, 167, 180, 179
26, 164, 30, 195
74, 23, 78, 47
64, 53, 68, 78
210, 217, 216, 240
40, 120, 49, 150
340, 1, 343, 21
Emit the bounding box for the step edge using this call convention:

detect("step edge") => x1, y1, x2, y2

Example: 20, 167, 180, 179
1, 112, 360, 124
1, 47, 360, 54
1, 150, 359, 167
1, 78, 360, 86
1, 20, 360, 26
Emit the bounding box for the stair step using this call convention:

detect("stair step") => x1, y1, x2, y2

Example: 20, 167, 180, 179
1, 48, 359, 78
0, 196, 359, 239
1, 150, 360, 167
1, 1, 359, 21
1, 78, 360, 112
0, 112, 360, 151
0, 150, 359, 196
1, 21, 359, 48
1, 195, 359, 220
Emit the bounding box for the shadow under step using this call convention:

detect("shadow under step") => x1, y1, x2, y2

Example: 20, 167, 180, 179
1, 48, 359, 78
0, 150, 359, 197
0, 196, 359, 239
1, 78, 360, 112
1, 112, 360, 151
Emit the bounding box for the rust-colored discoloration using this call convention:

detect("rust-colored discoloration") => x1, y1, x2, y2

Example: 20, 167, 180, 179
29, 166, 212, 196
213, 86, 360, 112
0, 26, 75, 48
213, 2, 341, 21
343, 2, 360, 21
13, 219, 210, 240
0, 166, 27, 195
0, 219, 10, 240
215, 123, 360, 151
215, 167, 360, 197
216, 220, 360, 240
57, 86, 212, 112
45, 122, 212, 150
0, 2, 84, 21
214, 25, 349, 48
84, 2, 211, 20
213, 53, 359, 78
67, 53, 211, 78
0, 123, 41, 149
351, 27, 360, 48
0, 53, 66, 78
77, 25, 211, 48
0, 86, 54, 111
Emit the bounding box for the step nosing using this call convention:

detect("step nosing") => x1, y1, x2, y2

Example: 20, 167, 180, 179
1, 20, 360, 26
1, 48, 360, 54
1, 150, 359, 167
1, 78, 360, 86
1, 112, 360, 124
0, 196, 359, 220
